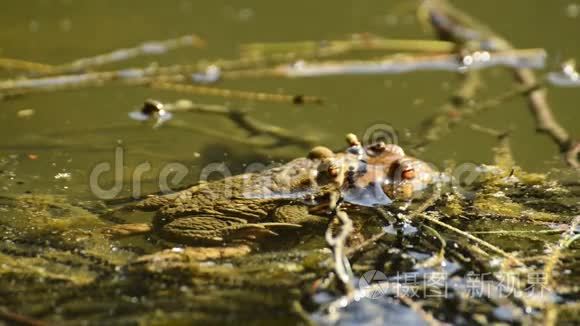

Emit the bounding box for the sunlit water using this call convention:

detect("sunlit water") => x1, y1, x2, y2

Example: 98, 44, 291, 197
0, 0, 579, 324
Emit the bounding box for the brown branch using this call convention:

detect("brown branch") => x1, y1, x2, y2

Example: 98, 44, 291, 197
424, 0, 579, 168
565, 143, 580, 168
412, 70, 482, 150
159, 99, 317, 148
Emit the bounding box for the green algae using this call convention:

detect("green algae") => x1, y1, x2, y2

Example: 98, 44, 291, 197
0, 164, 578, 324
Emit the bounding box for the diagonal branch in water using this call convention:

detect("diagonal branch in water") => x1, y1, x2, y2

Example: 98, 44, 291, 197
413, 82, 542, 151
412, 69, 482, 150
221, 49, 545, 80
49, 34, 206, 75
241, 35, 457, 56
156, 99, 317, 148
0, 57, 56, 74
422, 0, 579, 168
418, 213, 523, 266
148, 81, 324, 105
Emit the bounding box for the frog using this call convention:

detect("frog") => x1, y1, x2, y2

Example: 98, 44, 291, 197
102, 133, 436, 248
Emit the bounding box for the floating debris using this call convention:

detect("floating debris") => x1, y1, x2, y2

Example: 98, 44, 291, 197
548, 59, 580, 87
566, 3, 580, 18
16, 109, 35, 118
128, 99, 173, 128
191, 64, 221, 84
54, 172, 72, 180
127, 98, 317, 147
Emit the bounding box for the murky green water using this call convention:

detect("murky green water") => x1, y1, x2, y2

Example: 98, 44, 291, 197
2, 0, 579, 195
0, 0, 579, 324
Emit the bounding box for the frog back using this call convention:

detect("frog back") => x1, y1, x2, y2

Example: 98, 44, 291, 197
155, 158, 319, 222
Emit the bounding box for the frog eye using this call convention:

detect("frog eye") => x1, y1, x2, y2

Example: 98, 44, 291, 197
402, 168, 415, 180
388, 158, 415, 182
327, 163, 340, 177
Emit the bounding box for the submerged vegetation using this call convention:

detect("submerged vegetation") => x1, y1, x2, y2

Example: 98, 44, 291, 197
0, 0, 578, 325
0, 149, 578, 324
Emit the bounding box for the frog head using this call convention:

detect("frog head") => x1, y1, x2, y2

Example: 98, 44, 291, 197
337, 134, 436, 206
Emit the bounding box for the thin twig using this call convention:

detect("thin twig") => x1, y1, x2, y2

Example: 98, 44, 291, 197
223, 49, 545, 79
413, 70, 482, 149
0, 57, 56, 74
241, 36, 456, 56
416, 223, 446, 268
149, 81, 324, 105
291, 301, 317, 326
471, 229, 565, 235
539, 216, 579, 326
50, 34, 205, 74
158, 99, 317, 148
325, 203, 355, 294
542, 216, 579, 290
419, 213, 523, 265
346, 186, 442, 258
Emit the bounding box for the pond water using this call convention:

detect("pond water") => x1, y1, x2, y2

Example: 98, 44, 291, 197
0, 0, 579, 324
1, 0, 579, 199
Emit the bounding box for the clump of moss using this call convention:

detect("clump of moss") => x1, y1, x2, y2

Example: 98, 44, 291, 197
438, 193, 464, 217
473, 194, 523, 218
516, 171, 547, 185
473, 192, 565, 222
1, 194, 105, 234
